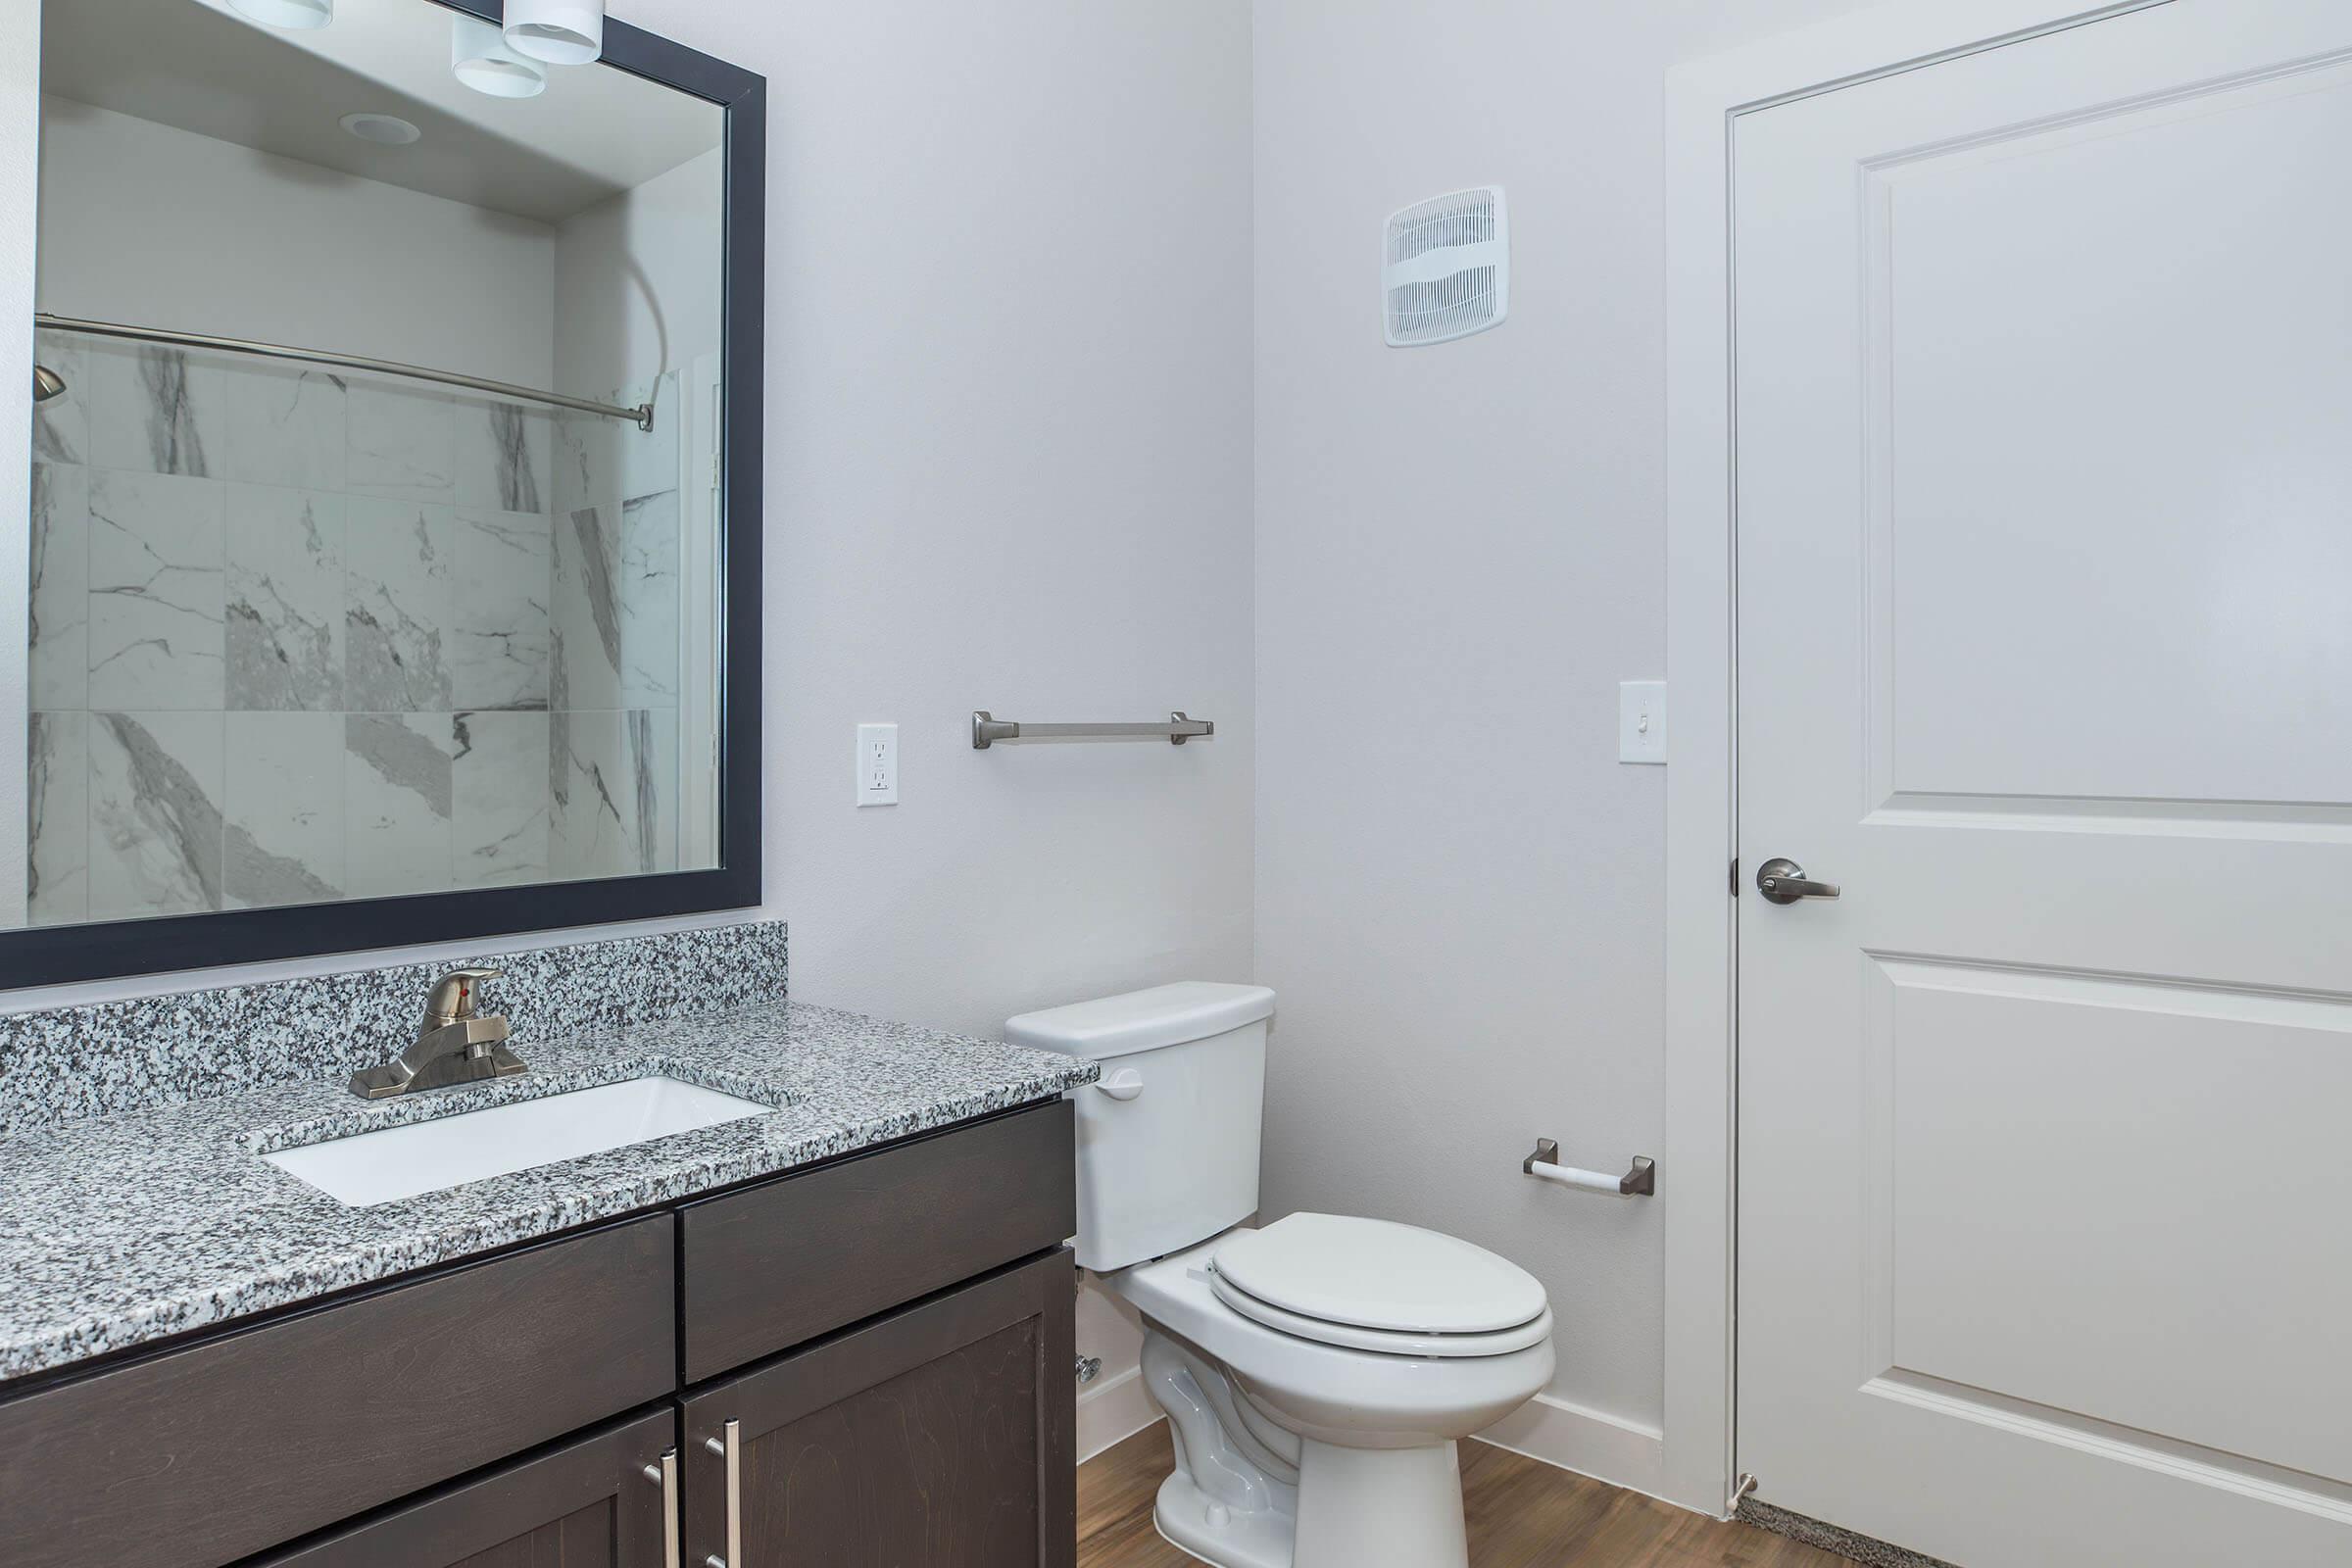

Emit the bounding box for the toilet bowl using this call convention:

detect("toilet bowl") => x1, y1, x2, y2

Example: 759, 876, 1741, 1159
1112, 1221, 1554, 1568
1006, 984, 1555, 1568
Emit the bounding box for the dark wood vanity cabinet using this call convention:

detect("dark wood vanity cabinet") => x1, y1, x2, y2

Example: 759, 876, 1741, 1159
251, 1407, 675, 1568
0, 1217, 676, 1568
681, 1094, 1078, 1379
0, 1100, 1076, 1568
683, 1249, 1076, 1568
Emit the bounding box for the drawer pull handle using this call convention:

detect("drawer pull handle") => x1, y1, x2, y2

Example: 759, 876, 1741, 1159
646, 1448, 680, 1568
703, 1418, 741, 1568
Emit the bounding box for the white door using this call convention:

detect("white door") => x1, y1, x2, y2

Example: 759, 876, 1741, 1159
1735, 4, 2352, 1564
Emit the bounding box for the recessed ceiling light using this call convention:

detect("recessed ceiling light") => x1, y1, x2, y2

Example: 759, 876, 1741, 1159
340, 112, 421, 147
230, 0, 333, 29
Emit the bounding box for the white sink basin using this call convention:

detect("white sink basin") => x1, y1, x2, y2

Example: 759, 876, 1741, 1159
264, 1076, 775, 1207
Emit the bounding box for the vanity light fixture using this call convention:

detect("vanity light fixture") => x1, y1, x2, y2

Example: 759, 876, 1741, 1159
451, 16, 548, 100
503, 0, 603, 66
228, 0, 332, 28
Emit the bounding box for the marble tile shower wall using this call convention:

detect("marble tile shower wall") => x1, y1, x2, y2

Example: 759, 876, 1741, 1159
24, 330, 686, 924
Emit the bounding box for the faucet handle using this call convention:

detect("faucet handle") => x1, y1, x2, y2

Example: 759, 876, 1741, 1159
423, 966, 505, 1026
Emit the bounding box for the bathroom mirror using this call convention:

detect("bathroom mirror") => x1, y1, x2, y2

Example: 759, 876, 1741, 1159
13, 0, 763, 985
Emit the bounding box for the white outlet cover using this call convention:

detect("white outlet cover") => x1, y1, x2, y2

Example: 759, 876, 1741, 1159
1619, 681, 1666, 764
857, 723, 899, 806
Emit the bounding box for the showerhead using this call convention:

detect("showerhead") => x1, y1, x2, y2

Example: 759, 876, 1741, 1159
31, 365, 66, 404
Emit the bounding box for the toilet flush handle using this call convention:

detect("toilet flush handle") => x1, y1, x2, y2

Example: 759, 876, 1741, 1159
1096, 1068, 1145, 1102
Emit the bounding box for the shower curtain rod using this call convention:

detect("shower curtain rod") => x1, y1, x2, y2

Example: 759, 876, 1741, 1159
33, 313, 657, 431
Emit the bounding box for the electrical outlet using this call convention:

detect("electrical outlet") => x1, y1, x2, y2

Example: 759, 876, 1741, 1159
857, 723, 898, 806
1619, 681, 1666, 763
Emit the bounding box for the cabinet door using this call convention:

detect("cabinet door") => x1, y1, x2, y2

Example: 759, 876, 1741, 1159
684, 1249, 1075, 1568
0, 1216, 674, 1568
253, 1407, 674, 1568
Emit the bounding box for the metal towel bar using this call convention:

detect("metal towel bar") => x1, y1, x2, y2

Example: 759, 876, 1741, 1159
971, 710, 1213, 749
1523, 1138, 1656, 1197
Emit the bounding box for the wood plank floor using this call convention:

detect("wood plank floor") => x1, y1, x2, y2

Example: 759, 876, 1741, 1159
1078, 1422, 1857, 1568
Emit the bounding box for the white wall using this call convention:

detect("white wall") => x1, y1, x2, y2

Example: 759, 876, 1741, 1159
37, 97, 554, 386
553, 146, 723, 401
5, 0, 1254, 1426
1251, 0, 1868, 1487
723, 0, 1254, 1035
705, 0, 1253, 1418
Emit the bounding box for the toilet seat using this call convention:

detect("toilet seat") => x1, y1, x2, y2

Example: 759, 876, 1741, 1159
1206, 1212, 1549, 1357
1208, 1267, 1555, 1357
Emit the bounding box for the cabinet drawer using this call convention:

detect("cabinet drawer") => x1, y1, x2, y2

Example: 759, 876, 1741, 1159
251, 1407, 674, 1568
681, 1099, 1073, 1380
0, 1215, 674, 1568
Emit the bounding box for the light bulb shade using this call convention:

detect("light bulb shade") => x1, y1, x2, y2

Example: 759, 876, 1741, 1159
503, 0, 603, 66
452, 16, 548, 99
229, 0, 333, 28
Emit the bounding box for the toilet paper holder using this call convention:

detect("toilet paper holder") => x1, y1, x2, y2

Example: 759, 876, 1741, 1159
1523, 1139, 1656, 1198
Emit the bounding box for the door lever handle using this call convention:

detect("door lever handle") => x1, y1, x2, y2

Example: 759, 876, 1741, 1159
1756, 858, 1840, 905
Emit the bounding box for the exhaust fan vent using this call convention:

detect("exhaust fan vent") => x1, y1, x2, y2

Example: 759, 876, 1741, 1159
1382, 186, 1508, 347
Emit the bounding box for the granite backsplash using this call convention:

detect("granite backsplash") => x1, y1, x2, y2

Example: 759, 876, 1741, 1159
0, 919, 786, 1139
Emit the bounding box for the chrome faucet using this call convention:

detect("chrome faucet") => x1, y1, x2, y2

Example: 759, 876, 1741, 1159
348, 966, 525, 1100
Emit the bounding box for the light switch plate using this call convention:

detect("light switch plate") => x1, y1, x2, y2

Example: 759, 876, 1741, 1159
857, 723, 898, 806
1619, 681, 1666, 763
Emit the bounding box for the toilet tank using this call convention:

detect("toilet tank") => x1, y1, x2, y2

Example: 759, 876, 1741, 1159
1006, 982, 1275, 1271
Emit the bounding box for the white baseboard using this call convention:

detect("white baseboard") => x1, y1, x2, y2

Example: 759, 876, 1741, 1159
1477, 1393, 1667, 1500
1077, 1365, 1164, 1462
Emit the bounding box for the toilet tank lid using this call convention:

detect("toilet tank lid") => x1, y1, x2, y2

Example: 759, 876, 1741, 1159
1005, 982, 1275, 1060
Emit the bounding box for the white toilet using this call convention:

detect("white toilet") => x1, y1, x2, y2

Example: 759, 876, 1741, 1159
1007, 983, 1554, 1568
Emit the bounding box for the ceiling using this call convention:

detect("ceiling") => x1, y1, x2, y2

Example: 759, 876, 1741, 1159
40, 0, 723, 225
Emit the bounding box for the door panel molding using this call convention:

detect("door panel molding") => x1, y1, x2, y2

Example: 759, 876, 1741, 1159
1663, 0, 2177, 1520
1702, 2, 2352, 1559
1859, 954, 2352, 1481
1863, 794, 2352, 839
1662, 0, 2286, 1527
1862, 1371, 2352, 1526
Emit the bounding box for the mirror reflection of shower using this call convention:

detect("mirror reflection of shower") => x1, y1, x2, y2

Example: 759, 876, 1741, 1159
22, 0, 730, 931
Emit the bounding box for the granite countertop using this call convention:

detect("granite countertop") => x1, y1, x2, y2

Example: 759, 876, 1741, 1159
0, 1000, 1098, 1384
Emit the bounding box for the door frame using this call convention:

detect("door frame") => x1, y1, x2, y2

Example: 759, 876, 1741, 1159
1657, 0, 2175, 1518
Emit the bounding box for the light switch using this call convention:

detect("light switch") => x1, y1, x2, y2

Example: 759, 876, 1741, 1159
1618, 681, 1666, 764
857, 723, 898, 806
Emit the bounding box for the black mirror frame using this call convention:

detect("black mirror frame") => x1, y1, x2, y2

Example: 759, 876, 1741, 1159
4, 1, 765, 989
